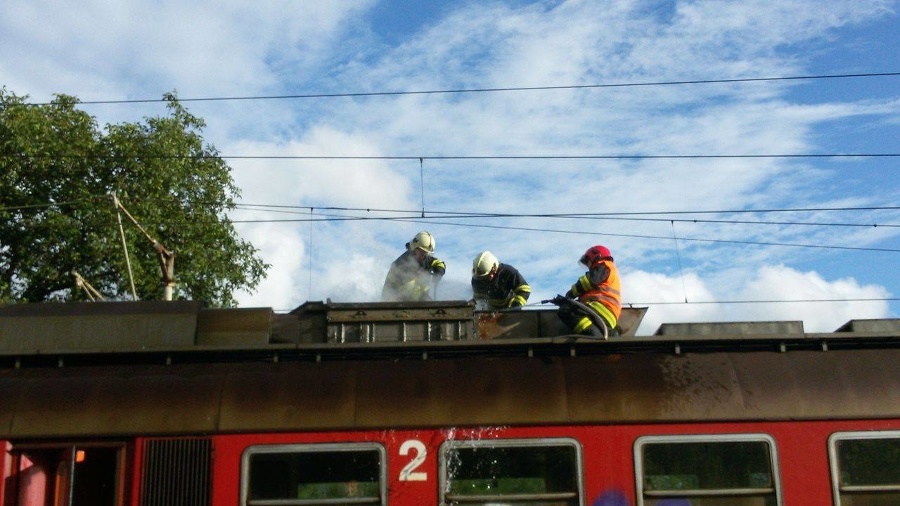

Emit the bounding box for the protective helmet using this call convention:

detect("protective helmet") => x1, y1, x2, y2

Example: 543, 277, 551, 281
408, 231, 436, 254
580, 245, 613, 266
472, 251, 499, 278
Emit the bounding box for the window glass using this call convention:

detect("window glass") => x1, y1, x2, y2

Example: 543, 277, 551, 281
635, 435, 780, 506
441, 438, 582, 506
243, 443, 385, 505
830, 432, 900, 506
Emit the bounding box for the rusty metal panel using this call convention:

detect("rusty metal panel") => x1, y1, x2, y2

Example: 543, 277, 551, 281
835, 319, 900, 333
217, 362, 359, 432
0, 370, 19, 436
326, 302, 474, 322
0, 301, 200, 354
326, 320, 473, 342
325, 301, 476, 342
2, 346, 900, 439
655, 320, 805, 336
476, 307, 648, 339
476, 311, 542, 339
563, 350, 900, 423
2, 365, 222, 438
616, 307, 648, 336
351, 357, 570, 427
196, 307, 273, 346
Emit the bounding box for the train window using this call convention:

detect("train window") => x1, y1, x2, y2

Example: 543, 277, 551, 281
7, 443, 124, 506
439, 438, 583, 506
829, 431, 900, 506
240, 443, 386, 506
634, 434, 781, 506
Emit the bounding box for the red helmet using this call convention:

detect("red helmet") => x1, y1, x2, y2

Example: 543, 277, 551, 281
580, 245, 612, 266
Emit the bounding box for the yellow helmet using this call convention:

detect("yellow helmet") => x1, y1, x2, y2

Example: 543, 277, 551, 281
472, 251, 499, 278
408, 231, 436, 254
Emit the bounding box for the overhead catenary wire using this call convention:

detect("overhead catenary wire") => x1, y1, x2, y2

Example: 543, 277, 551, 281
229, 209, 900, 253
5, 199, 898, 252
7, 152, 900, 160
228, 204, 900, 229
27, 71, 900, 106
670, 221, 689, 303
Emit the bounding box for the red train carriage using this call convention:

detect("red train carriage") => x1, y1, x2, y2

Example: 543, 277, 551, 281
1, 301, 899, 506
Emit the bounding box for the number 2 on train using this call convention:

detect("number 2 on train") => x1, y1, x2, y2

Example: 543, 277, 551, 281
399, 439, 427, 481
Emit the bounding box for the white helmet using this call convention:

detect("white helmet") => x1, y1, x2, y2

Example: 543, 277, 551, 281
408, 231, 436, 254
472, 251, 499, 278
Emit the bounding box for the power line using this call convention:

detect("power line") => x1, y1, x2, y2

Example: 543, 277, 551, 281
229, 211, 900, 253
6, 199, 898, 252
5, 152, 899, 161
33, 71, 900, 106
235, 203, 900, 215
231, 204, 900, 228
213, 153, 900, 160
272, 296, 900, 313
621, 297, 900, 305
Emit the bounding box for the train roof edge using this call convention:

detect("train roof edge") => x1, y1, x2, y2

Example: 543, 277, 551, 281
1, 300, 898, 360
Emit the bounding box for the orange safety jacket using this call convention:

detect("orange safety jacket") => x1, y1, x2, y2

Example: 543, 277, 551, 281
570, 259, 622, 329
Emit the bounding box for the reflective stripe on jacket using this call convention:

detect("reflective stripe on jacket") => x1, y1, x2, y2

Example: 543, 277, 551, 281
569, 259, 621, 328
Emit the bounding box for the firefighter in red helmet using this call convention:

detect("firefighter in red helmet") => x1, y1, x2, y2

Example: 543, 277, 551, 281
558, 245, 622, 337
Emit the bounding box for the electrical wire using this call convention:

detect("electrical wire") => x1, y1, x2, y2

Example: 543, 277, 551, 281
4, 152, 900, 160
227, 208, 900, 253
623, 297, 900, 305
28, 71, 900, 106
229, 204, 900, 229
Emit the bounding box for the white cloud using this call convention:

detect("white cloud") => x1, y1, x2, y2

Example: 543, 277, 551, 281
622, 265, 890, 334
3, 0, 898, 326
734, 264, 890, 331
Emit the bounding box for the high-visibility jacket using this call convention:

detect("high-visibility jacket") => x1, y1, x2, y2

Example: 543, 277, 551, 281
382, 250, 446, 302
568, 259, 621, 329
471, 263, 531, 310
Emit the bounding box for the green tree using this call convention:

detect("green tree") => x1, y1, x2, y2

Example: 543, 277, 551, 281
0, 88, 268, 306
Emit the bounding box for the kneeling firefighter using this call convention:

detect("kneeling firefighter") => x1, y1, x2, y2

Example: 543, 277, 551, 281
555, 245, 622, 338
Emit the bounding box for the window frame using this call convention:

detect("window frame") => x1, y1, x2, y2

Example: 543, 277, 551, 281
8, 441, 127, 506
828, 430, 900, 506
438, 437, 585, 506
633, 433, 783, 506
240, 442, 387, 506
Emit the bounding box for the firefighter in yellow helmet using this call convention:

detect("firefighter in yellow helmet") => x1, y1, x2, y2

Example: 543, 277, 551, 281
381, 231, 446, 302
558, 245, 622, 337
471, 251, 531, 310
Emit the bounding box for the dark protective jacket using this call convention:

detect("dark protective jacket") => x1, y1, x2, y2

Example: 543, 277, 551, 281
471, 263, 531, 310
382, 250, 446, 301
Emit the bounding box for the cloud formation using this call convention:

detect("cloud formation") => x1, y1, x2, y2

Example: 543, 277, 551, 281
2, 0, 898, 332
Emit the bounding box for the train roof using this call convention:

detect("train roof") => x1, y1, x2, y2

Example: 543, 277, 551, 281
1, 300, 898, 361
1, 301, 899, 439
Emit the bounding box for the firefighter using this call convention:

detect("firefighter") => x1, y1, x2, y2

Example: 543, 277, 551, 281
381, 231, 446, 302
558, 245, 622, 337
471, 251, 531, 310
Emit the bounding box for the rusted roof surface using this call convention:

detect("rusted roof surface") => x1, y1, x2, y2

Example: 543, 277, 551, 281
1, 301, 898, 439
1, 345, 898, 438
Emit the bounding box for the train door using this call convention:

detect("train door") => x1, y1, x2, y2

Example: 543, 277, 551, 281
5, 443, 124, 506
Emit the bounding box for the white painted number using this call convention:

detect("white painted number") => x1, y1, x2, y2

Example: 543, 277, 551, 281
399, 439, 427, 481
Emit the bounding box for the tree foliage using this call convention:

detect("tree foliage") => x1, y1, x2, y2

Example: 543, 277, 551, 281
0, 88, 268, 306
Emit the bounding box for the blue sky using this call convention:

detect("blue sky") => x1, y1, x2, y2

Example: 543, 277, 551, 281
2, 0, 898, 334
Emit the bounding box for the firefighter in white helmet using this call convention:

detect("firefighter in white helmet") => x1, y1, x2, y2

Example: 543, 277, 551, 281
381, 231, 446, 302
471, 251, 531, 310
